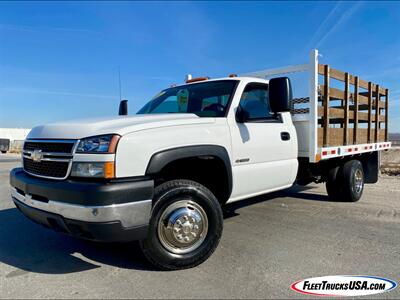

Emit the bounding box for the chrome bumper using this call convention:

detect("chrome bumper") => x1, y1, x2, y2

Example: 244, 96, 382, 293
11, 187, 152, 228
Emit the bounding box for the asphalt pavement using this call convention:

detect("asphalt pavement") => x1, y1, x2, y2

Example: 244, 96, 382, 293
0, 154, 399, 299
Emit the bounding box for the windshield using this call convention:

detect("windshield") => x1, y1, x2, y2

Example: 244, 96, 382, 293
137, 80, 238, 117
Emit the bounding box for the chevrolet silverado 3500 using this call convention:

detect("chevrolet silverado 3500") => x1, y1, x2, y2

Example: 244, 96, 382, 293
10, 50, 391, 270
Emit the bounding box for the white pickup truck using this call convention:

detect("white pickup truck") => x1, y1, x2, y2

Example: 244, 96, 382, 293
10, 50, 391, 270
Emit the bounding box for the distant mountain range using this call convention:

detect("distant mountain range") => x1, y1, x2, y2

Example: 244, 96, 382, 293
389, 133, 400, 145
389, 133, 400, 140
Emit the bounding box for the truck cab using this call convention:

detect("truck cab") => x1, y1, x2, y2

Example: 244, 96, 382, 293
10, 50, 391, 270
135, 76, 298, 201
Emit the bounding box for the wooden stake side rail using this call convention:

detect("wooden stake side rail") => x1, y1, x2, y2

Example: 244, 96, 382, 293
316, 63, 389, 147
319, 86, 386, 108
317, 128, 386, 146
316, 107, 385, 122
317, 64, 387, 95
243, 50, 390, 163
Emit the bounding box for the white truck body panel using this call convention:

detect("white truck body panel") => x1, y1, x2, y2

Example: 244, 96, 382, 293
225, 76, 298, 201
292, 114, 310, 157
27, 114, 214, 139
115, 118, 231, 178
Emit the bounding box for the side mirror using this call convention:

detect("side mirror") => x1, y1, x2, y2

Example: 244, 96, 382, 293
269, 77, 293, 113
235, 105, 249, 123
119, 100, 128, 116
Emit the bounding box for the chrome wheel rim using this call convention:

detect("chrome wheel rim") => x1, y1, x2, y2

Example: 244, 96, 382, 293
157, 200, 208, 254
354, 169, 364, 194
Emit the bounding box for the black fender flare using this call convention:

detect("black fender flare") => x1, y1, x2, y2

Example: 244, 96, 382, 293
145, 145, 233, 198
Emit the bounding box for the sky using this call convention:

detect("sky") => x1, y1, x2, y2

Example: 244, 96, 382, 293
0, 1, 399, 132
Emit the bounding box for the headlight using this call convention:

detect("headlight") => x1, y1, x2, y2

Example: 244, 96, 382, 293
71, 162, 115, 178
76, 134, 120, 153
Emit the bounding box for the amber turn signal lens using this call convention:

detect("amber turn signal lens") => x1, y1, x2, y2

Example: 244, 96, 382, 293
104, 161, 115, 179
108, 135, 121, 153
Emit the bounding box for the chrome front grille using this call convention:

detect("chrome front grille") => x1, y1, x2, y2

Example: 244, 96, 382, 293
22, 140, 77, 180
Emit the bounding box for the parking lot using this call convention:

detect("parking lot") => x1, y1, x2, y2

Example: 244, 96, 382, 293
0, 154, 399, 299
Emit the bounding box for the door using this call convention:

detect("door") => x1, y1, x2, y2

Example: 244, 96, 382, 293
228, 82, 297, 201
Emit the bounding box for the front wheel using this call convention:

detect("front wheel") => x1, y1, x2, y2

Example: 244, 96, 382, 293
140, 179, 223, 270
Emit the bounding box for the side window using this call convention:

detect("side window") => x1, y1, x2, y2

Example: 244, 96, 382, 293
239, 83, 273, 120
201, 95, 229, 110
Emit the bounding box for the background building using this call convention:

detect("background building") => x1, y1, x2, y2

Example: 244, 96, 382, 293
0, 128, 30, 152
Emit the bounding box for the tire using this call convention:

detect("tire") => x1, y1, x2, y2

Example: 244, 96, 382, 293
326, 160, 364, 202
326, 165, 343, 201
340, 160, 364, 202
1, 151, 6, 154
140, 179, 223, 270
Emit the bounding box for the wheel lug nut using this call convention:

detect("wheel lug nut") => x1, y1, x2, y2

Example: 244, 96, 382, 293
191, 232, 197, 237
183, 215, 188, 221
177, 234, 183, 240
194, 225, 199, 230
191, 217, 195, 223
184, 236, 190, 242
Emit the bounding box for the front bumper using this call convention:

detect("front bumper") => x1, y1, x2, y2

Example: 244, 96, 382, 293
10, 168, 154, 242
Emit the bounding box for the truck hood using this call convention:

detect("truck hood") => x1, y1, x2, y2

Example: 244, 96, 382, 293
27, 114, 215, 139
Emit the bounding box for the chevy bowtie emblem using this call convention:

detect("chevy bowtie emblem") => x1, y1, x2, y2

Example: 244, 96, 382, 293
32, 149, 43, 162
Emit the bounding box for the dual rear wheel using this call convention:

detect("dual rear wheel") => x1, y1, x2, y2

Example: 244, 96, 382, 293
326, 160, 365, 202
